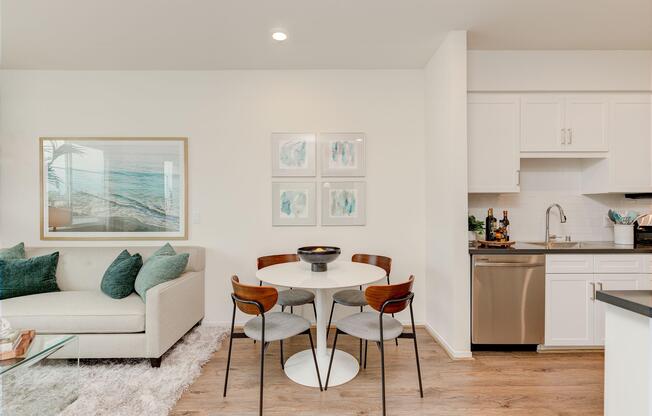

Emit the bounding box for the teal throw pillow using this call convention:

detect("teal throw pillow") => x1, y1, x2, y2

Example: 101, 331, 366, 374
101, 250, 143, 299
0, 252, 60, 300
134, 244, 189, 301
0, 243, 25, 260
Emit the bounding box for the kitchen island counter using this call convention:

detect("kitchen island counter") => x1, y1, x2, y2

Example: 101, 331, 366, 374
469, 241, 652, 255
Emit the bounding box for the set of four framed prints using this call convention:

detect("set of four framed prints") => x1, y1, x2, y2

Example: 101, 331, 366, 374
271, 132, 366, 226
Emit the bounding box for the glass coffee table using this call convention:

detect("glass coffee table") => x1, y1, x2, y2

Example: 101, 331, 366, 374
1, 335, 80, 416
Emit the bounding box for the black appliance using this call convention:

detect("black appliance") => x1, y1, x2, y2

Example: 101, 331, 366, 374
634, 214, 652, 247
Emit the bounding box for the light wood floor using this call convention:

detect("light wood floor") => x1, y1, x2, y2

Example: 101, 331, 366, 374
172, 328, 604, 416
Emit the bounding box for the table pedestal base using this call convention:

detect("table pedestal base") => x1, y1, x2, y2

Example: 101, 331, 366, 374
284, 348, 359, 388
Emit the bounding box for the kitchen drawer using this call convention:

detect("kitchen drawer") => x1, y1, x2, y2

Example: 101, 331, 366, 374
594, 255, 652, 274
546, 255, 594, 274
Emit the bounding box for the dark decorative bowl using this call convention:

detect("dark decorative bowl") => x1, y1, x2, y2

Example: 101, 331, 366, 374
297, 246, 341, 272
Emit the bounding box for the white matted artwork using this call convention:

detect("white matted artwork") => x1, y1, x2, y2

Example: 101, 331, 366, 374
271, 133, 316, 177
321, 181, 366, 226
272, 182, 317, 226
319, 133, 365, 177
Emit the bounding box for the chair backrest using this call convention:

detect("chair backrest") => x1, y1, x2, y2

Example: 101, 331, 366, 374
365, 275, 414, 314
231, 275, 278, 315
257, 254, 299, 270
352, 253, 392, 277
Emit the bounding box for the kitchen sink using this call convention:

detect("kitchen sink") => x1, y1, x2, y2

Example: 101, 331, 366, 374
527, 241, 581, 249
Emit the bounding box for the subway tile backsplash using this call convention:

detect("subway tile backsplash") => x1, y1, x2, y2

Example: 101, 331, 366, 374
468, 159, 652, 242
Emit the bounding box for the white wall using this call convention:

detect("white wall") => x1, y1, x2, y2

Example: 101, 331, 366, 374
424, 31, 471, 358
0, 70, 426, 325
468, 50, 652, 92
469, 159, 652, 242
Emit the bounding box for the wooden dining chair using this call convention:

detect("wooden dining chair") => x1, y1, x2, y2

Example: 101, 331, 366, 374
257, 254, 317, 365
324, 275, 423, 416
223, 276, 322, 416
326, 254, 395, 365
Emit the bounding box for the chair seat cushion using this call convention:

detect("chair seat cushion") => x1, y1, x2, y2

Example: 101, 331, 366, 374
333, 289, 368, 307
277, 289, 314, 306
337, 312, 403, 341
244, 312, 310, 342
0, 291, 145, 333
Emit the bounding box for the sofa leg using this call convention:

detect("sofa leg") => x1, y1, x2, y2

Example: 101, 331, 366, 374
150, 357, 162, 368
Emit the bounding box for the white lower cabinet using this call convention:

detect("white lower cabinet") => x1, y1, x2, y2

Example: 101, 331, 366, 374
545, 274, 595, 346
545, 255, 652, 347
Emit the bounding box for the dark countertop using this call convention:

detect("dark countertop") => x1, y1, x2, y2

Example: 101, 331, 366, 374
596, 290, 652, 318
469, 241, 652, 255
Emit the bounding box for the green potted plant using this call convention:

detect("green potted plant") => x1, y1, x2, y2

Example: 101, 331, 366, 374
468, 215, 484, 241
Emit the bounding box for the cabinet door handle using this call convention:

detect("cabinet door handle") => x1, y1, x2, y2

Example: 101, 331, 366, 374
568, 128, 573, 145
516, 170, 520, 186
561, 128, 566, 144
590, 282, 596, 300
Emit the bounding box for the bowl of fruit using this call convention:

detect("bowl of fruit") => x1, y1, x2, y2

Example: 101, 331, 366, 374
297, 246, 341, 272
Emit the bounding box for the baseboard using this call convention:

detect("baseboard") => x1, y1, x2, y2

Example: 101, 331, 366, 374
537, 345, 604, 353
423, 323, 473, 360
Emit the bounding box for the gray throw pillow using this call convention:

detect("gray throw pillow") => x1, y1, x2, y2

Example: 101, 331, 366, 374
0, 243, 25, 260
101, 250, 143, 299
134, 244, 189, 301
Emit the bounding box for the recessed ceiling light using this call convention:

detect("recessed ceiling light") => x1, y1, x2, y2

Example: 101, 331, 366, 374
272, 31, 288, 41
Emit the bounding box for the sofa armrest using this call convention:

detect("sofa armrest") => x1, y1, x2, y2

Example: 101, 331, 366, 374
145, 270, 205, 358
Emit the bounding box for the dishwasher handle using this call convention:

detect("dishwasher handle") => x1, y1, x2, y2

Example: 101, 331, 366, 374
474, 262, 545, 268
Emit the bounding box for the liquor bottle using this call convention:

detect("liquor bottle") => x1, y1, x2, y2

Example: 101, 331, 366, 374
485, 208, 496, 241
501, 210, 510, 241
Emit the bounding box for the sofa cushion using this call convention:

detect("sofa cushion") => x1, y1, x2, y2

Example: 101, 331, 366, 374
0, 252, 60, 300
101, 250, 143, 299
135, 244, 189, 301
0, 291, 145, 333
0, 242, 25, 260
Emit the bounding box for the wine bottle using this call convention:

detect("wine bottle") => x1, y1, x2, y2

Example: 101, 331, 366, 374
485, 208, 496, 241
501, 210, 510, 241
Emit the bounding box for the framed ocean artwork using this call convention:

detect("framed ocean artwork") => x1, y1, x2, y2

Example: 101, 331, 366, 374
271, 133, 316, 177
40, 137, 188, 240
319, 133, 365, 177
321, 181, 366, 226
272, 182, 316, 226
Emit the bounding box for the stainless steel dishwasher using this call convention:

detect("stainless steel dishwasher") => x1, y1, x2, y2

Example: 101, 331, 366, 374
472, 254, 545, 346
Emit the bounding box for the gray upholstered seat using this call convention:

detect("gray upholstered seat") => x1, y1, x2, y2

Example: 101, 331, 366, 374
332, 289, 368, 307
277, 289, 314, 307
336, 312, 403, 342
243, 312, 310, 342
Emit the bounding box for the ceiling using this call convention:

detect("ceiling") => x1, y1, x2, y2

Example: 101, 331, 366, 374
2, 0, 651, 70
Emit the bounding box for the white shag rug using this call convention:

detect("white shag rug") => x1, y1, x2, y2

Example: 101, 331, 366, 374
2, 325, 227, 416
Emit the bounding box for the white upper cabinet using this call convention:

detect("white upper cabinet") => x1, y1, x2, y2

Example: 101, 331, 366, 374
607, 94, 652, 192
564, 95, 609, 152
467, 94, 520, 193
520, 93, 609, 154
520, 94, 564, 152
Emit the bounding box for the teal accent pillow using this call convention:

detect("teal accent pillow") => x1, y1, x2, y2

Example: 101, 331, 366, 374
100, 250, 143, 299
0, 252, 60, 300
134, 244, 189, 301
0, 243, 25, 260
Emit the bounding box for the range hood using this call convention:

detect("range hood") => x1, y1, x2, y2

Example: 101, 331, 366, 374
625, 193, 652, 199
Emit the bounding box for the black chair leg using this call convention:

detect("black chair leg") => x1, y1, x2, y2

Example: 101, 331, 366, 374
306, 330, 323, 391
409, 302, 424, 397
380, 338, 386, 416
326, 300, 336, 342
364, 340, 368, 369
290, 306, 293, 314
223, 304, 236, 397
325, 329, 339, 390
280, 340, 284, 369
259, 335, 265, 416
312, 301, 318, 321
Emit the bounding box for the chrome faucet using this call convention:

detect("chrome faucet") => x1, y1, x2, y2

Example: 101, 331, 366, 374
545, 203, 567, 243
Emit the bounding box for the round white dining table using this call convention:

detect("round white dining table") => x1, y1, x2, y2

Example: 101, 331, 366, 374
256, 260, 386, 388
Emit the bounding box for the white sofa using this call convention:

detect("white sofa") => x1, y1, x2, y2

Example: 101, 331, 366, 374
0, 246, 205, 367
